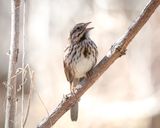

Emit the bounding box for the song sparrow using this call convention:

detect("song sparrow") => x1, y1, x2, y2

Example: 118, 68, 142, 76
63, 22, 98, 121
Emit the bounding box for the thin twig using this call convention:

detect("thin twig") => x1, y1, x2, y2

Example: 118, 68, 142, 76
21, 0, 26, 127
35, 88, 50, 117
23, 66, 34, 127
37, 0, 160, 128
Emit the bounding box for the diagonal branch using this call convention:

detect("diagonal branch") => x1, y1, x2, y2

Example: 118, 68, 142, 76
37, 0, 160, 127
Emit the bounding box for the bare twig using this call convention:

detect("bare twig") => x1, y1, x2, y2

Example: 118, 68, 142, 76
37, 0, 160, 128
23, 66, 34, 127
5, 0, 21, 128
21, 0, 26, 127
35, 88, 50, 117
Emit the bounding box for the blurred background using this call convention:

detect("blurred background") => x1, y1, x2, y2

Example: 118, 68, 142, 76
0, 0, 160, 127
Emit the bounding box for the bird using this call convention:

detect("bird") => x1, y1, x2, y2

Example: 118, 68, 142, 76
63, 22, 98, 121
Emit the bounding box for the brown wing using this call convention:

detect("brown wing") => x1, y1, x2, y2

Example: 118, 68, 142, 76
63, 60, 74, 84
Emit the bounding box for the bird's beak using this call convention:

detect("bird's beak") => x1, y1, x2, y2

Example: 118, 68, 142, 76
85, 22, 94, 31
86, 27, 94, 31
85, 22, 92, 26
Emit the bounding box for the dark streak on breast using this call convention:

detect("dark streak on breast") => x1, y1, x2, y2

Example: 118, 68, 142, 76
83, 47, 89, 58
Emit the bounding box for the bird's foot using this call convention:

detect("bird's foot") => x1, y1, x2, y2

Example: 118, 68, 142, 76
86, 70, 92, 78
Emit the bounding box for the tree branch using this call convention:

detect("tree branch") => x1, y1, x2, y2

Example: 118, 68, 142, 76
37, 0, 160, 127
5, 0, 21, 128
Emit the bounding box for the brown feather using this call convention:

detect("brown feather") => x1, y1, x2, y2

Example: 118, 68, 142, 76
63, 61, 74, 84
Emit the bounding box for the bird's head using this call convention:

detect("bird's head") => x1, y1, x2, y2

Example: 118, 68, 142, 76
69, 22, 93, 43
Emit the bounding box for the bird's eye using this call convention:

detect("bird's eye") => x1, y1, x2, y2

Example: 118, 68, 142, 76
77, 27, 80, 30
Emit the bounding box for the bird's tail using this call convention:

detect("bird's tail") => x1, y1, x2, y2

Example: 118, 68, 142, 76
70, 79, 79, 121
70, 102, 78, 121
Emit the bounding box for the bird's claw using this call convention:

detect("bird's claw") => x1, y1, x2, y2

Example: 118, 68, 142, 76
86, 70, 92, 78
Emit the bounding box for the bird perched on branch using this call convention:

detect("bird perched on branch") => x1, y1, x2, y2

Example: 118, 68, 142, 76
63, 22, 98, 121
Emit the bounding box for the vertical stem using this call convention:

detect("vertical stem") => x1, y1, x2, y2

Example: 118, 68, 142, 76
5, 0, 20, 128
21, 0, 26, 127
